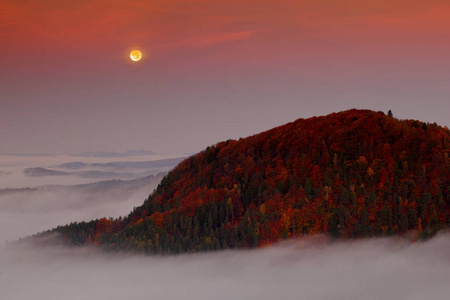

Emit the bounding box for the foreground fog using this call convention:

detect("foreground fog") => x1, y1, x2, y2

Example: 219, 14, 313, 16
1, 234, 449, 300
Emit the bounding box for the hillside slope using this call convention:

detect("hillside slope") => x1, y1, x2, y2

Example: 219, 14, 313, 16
36, 110, 450, 253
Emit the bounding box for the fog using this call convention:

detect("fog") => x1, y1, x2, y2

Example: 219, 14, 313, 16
1, 235, 449, 300
0, 174, 164, 245
0, 153, 185, 245
0, 153, 185, 244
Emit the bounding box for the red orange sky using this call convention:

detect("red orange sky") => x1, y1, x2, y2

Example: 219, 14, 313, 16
1, 0, 450, 154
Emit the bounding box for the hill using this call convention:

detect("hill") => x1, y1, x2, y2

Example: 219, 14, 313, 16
32, 109, 450, 253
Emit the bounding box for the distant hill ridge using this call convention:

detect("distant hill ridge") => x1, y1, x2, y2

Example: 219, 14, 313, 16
34, 109, 450, 253
73, 150, 157, 158
23, 157, 185, 180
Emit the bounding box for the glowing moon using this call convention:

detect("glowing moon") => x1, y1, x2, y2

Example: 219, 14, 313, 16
130, 50, 142, 62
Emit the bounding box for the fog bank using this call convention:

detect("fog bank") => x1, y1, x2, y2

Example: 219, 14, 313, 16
1, 234, 449, 300
0, 175, 164, 244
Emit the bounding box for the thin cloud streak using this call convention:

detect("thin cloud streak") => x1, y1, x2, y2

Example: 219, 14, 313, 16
169, 30, 258, 49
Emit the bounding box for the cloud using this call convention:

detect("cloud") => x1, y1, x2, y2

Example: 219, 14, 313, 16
172, 30, 258, 49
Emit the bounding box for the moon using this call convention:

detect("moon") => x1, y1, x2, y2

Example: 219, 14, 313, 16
130, 50, 142, 62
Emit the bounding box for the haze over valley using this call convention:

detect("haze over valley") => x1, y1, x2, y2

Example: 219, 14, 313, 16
0, 151, 185, 244
0, 152, 185, 188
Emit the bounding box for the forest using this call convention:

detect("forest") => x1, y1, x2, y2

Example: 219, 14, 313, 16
32, 109, 450, 254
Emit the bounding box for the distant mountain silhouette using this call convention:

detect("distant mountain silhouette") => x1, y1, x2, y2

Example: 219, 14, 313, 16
73, 150, 157, 158
23, 157, 186, 180
24, 167, 69, 176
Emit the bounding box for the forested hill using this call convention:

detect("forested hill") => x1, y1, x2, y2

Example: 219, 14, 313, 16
36, 109, 450, 254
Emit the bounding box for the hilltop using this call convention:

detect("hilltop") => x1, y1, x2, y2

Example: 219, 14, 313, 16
34, 109, 450, 253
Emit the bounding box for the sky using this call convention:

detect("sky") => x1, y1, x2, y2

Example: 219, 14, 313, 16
1, 0, 450, 155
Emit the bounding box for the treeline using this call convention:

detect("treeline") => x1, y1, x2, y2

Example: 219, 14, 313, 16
39, 109, 450, 254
